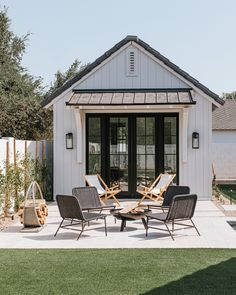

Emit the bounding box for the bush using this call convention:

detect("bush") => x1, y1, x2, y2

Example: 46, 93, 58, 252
0, 154, 52, 216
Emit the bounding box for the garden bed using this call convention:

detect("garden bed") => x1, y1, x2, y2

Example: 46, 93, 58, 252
218, 184, 236, 204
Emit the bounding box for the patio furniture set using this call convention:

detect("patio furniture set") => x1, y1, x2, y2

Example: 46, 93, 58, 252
55, 174, 200, 241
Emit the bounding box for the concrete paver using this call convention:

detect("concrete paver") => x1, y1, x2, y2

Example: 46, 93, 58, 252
0, 200, 236, 248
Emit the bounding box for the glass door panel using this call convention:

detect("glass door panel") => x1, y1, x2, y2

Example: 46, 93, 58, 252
87, 117, 101, 174
136, 117, 155, 189
109, 117, 128, 191
164, 117, 177, 182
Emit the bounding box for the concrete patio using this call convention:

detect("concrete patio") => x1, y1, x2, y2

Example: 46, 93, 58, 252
0, 200, 236, 248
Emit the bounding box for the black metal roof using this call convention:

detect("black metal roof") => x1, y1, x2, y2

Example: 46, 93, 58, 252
42, 35, 224, 107
66, 88, 195, 106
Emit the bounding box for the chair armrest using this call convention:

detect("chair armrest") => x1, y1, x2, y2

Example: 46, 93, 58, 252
100, 205, 116, 209
147, 204, 162, 210
83, 205, 116, 211
161, 206, 169, 210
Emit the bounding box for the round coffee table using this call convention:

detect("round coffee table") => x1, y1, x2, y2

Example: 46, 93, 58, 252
110, 208, 151, 231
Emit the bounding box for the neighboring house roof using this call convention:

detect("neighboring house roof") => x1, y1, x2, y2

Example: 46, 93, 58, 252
42, 35, 224, 107
213, 99, 236, 130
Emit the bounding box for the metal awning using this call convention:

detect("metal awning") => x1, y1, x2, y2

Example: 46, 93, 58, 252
66, 88, 196, 106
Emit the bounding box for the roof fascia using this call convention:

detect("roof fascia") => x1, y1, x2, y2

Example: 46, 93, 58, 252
131, 42, 221, 107
44, 42, 132, 108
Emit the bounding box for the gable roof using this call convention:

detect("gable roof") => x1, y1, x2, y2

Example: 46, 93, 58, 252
212, 99, 236, 130
42, 35, 224, 107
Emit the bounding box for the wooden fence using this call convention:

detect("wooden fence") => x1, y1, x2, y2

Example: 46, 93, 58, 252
0, 138, 53, 213
0, 137, 52, 173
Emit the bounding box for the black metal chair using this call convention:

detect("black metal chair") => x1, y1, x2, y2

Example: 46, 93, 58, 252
72, 187, 115, 212
147, 185, 190, 211
55, 195, 107, 240
145, 194, 200, 240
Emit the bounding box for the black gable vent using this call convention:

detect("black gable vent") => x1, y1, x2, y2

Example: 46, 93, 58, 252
127, 48, 138, 76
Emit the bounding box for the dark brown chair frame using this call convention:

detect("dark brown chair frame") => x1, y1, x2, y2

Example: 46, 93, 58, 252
55, 194, 107, 240
145, 194, 200, 240
147, 185, 190, 212
72, 187, 115, 212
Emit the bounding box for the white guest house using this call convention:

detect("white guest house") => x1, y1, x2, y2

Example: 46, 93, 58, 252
43, 36, 224, 199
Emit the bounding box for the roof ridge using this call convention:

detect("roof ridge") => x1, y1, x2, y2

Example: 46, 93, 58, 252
42, 35, 224, 107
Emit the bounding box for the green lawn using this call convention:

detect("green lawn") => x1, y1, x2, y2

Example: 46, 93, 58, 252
0, 249, 235, 295
218, 184, 236, 202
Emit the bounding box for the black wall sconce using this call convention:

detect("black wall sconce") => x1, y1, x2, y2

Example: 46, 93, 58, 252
192, 132, 199, 149
66, 133, 73, 149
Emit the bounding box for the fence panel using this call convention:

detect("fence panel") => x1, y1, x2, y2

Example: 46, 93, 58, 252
0, 138, 50, 172
0, 138, 53, 206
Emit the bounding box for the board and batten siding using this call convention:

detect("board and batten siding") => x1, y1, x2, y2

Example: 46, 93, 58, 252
75, 44, 189, 90
212, 131, 236, 180
52, 44, 212, 199
179, 93, 212, 199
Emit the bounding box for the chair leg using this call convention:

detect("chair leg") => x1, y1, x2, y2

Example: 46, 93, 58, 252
107, 193, 120, 206
138, 194, 146, 206
100, 198, 106, 205
77, 222, 85, 240
112, 195, 121, 206
164, 222, 174, 240
172, 221, 174, 232
146, 217, 149, 237
104, 217, 107, 236
190, 219, 200, 236
54, 218, 64, 237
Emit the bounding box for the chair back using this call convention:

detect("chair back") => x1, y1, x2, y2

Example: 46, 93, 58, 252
162, 185, 190, 207
56, 195, 85, 220
166, 194, 197, 221
85, 175, 106, 194
150, 174, 175, 195
72, 187, 101, 209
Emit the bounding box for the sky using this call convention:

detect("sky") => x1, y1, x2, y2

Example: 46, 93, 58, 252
1, 0, 236, 96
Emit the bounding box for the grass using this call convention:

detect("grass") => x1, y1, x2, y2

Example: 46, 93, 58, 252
0, 249, 235, 295
218, 184, 236, 202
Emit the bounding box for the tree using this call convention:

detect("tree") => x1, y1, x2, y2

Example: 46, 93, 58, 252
47, 59, 83, 95
223, 92, 236, 100
0, 8, 84, 140
0, 8, 52, 140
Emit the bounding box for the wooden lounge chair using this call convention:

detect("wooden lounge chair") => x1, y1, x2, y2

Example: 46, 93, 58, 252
145, 194, 200, 240
84, 174, 121, 206
137, 173, 176, 205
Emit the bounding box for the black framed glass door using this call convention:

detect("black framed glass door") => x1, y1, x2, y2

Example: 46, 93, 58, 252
86, 113, 178, 196
136, 117, 156, 190
109, 117, 129, 191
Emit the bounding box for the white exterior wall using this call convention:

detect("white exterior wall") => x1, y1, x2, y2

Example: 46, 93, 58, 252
212, 131, 236, 180
179, 94, 212, 199
52, 43, 213, 200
